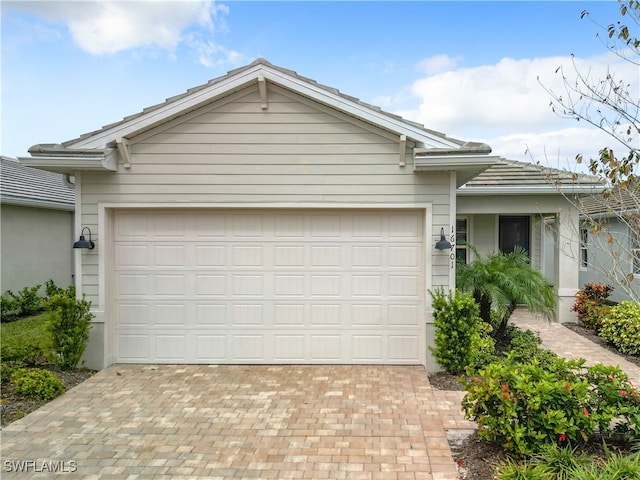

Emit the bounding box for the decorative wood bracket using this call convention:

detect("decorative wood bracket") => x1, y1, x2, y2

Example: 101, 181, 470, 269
398, 135, 406, 167
116, 138, 131, 169
258, 76, 268, 110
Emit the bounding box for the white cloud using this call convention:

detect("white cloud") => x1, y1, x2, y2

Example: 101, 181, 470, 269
415, 54, 461, 75
12, 0, 232, 58
398, 52, 638, 168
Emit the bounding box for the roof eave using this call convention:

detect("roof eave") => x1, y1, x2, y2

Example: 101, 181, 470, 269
1, 196, 75, 211
19, 146, 117, 174
413, 152, 499, 187
457, 185, 606, 196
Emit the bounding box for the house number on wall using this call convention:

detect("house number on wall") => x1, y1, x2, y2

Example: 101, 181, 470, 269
449, 225, 456, 269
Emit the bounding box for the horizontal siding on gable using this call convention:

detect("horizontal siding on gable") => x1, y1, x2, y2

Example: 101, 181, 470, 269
79, 84, 454, 306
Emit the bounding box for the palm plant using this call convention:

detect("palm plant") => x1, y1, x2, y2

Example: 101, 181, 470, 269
456, 245, 555, 340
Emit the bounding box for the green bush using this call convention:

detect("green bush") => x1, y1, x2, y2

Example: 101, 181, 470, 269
506, 329, 559, 368
10, 368, 65, 401
2, 285, 43, 318
430, 289, 482, 374
2, 285, 45, 321
1, 295, 18, 320
44, 279, 75, 300
0, 344, 48, 366
599, 301, 640, 356
46, 292, 94, 371
1, 362, 17, 384
462, 356, 639, 456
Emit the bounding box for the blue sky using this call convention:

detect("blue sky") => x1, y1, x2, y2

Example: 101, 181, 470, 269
2, 1, 635, 169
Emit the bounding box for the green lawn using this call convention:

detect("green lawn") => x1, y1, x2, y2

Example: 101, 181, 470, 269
1, 313, 50, 354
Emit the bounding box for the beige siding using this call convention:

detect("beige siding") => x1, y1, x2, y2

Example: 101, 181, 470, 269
80, 84, 452, 306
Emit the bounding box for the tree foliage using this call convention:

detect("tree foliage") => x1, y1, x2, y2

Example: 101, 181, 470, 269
540, 1, 640, 302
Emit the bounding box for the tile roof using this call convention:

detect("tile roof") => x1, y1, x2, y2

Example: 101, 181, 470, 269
58, 58, 473, 151
460, 158, 603, 191
0, 156, 75, 209
580, 186, 639, 215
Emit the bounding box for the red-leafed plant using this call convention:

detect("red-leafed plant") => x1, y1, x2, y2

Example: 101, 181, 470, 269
572, 283, 614, 332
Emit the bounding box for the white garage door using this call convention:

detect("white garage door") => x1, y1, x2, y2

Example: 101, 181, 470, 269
113, 210, 425, 364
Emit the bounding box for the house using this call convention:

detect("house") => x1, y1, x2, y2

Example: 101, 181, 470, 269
18, 59, 599, 371
0, 156, 75, 294
578, 188, 640, 303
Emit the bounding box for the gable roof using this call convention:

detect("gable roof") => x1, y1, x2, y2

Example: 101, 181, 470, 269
458, 157, 604, 195
0, 156, 74, 210
20, 58, 494, 174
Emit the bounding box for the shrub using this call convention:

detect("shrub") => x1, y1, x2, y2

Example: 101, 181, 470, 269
430, 289, 482, 374
599, 301, 640, 356
1, 285, 44, 321
1, 295, 18, 320
506, 329, 559, 368
1, 362, 17, 384
46, 292, 94, 371
10, 368, 65, 401
44, 279, 75, 300
0, 344, 48, 366
572, 283, 614, 332
462, 356, 639, 456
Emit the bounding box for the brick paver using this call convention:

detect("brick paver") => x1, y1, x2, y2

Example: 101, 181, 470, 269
1, 365, 459, 480
511, 308, 640, 386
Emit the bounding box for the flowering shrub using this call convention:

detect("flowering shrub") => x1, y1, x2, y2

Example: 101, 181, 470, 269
572, 283, 614, 332
462, 356, 639, 455
599, 301, 640, 356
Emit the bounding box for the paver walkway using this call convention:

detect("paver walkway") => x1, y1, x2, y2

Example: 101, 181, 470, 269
510, 307, 640, 386
1, 365, 460, 480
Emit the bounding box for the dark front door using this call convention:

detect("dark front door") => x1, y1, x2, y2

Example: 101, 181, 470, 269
499, 216, 530, 255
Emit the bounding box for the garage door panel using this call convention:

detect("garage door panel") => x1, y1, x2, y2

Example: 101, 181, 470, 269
113, 210, 425, 364
155, 335, 186, 360
196, 304, 227, 324
154, 304, 186, 326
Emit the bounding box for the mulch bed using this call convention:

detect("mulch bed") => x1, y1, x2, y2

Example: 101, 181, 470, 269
1, 366, 96, 428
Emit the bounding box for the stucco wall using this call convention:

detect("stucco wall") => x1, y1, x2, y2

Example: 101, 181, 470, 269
1, 204, 74, 294
579, 219, 640, 303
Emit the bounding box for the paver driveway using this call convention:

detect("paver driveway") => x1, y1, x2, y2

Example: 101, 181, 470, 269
1, 365, 460, 480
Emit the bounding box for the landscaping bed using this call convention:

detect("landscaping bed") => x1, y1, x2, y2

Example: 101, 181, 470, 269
1, 366, 95, 427
428, 319, 640, 479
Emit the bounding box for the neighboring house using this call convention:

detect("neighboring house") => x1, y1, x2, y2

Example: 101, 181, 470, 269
578, 188, 640, 303
18, 59, 600, 371
0, 156, 75, 295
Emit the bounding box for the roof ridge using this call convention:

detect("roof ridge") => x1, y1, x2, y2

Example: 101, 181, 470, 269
56, 58, 465, 151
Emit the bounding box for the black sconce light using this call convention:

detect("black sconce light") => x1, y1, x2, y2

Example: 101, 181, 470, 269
73, 227, 95, 250
435, 227, 452, 250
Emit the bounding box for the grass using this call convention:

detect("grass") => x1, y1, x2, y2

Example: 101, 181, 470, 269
1, 313, 50, 355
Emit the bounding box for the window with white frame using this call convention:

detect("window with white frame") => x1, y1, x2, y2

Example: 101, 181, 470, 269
456, 218, 468, 264
580, 227, 588, 269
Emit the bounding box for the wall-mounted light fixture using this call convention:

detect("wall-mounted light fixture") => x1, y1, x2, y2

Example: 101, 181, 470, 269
435, 227, 452, 250
73, 227, 95, 249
